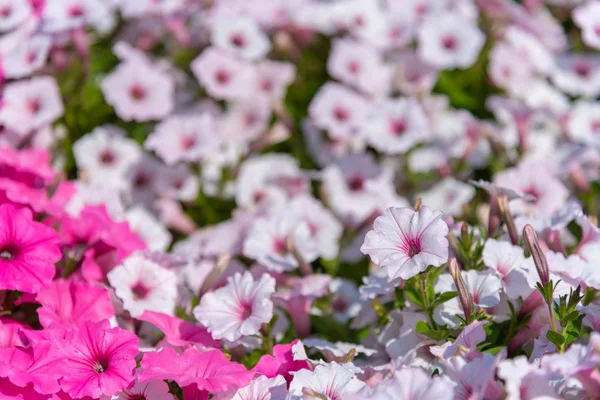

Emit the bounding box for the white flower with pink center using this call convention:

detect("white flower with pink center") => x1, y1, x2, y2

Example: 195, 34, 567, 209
308, 82, 369, 140
288, 362, 366, 400
434, 271, 502, 328
193, 272, 276, 342
191, 46, 256, 101
361, 206, 449, 281
573, 1, 600, 50
254, 60, 296, 100
145, 113, 222, 165
483, 239, 530, 300
566, 100, 600, 147
0, 76, 64, 136
213, 375, 287, 400
365, 97, 429, 155
243, 211, 318, 272
101, 57, 174, 122
552, 54, 600, 98
212, 16, 271, 61
418, 177, 475, 217
417, 12, 484, 69
108, 253, 178, 318
0, 0, 31, 32
1, 33, 51, 79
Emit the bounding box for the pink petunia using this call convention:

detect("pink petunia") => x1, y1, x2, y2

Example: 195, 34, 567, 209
0, 204, 61, 294
253, 339, 311, 382
59, 320, 139, 399
139, 347, 253, 394
361, 206, 449, 281
35, 278, 115, 328
137, 310, 219, 348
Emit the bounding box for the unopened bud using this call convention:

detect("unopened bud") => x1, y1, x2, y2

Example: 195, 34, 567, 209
343, 348, 357, 363
497, 195, 518, 245
302, 388, 328, 400
523, 225, 550, 287
198, 254, 231, 296
488, 195, 501, 237
449, 258, 472, 323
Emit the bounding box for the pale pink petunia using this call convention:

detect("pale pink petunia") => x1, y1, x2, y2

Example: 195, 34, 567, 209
288, 362, 366, 400
444, 354, 503, 400
36, 278, 114, 328
418, 177, 475, 217
191, 46, 255, 101
566, 100, 600, 147
0, 204, 61, 294
0, 76, 64, 136
137, 311, 219, 348
115, 379, 174, 400
361, 206, 449, 281
193, 272, 275, 341
107, 252, 178, 318
59, 320, 139, 399
498, 357, 561, 400
308, 82, 369, 140
417, 12, 484, 69
573, 2, 600, 50
0, 0, 31, 32
482, 239, 530, 300
242, 212, 318, 272
213, 375, 288, 400
434, 270, 502, 328
254, 60, 296, 100
145, 113, 222, 166
365, 97, 430, 155
212, 16, 271, 60
1, 33, 51, 80
347, 367, 455, 400
101, 56, 175, 122
139, 347, 253, 393
552, 54, 600, 98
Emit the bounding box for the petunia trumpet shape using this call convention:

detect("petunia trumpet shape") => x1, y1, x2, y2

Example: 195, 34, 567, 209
361, 206, 449, 281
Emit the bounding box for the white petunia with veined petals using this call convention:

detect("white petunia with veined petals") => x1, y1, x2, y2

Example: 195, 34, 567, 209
213, 375, 287, 400
212, 16, 271, 61
0, 0, 31, 32
243, 211, 318, 272
107, 253, 179, 318
193, 272, 276, 342
365, 97, 430, 155
288, 362, 366, 400
0, 76, 64, 136
417, 12, 484, 69
418, 177, 475, 217
483, 239, 530, 300
101, 56, 174, 122
145, 113, 222, 165
361, 206, 449, 281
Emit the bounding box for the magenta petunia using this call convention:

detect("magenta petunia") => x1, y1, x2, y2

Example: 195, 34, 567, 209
0, 203, 61, 294
137, 311, 219, 348
139, 347, 253, 394
36, 279, 115, 328
59, 320, 139, 399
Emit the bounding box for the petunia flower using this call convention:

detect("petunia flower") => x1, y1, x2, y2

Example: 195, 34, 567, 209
418, 177, 475, 217
36, 278, 115, 328
213, 375, 288, 400
107, 252, 178, 318
573, 2, 600, 50
59, 320, 139, 399
361, 206, 449, 281
137, 311, 219, 348
115, 379, 174, 400
288, 362, 366, 400
212, 16, 271, 60
482, 239, 530, 300
253, 339, 311, 382
193, 272, 275, 341
0, 204, 61, 294
139, 347, 253, 394
101, 55, 174, 122
0, 0, 31, 32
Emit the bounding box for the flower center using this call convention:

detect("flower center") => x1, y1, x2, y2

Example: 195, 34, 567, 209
402, 237, 422, 258
332, 297, 349, 312
574, 63, 591, 77
92, 358, 109, 374
0, 244, 18, 261
347, 61, 360, 74
0, 6, 12, 18
333, 106, 350, 122
346, 175, 364, 192
230, 33, 247, 48
239, 301, 253, 320
441, 35, 458, 50
273, 237, 287, 255
99, 149, 116, 165
27, 98, 41, 115
180, 135, 197, 150
215, 69, 231, 84
131, 282, 150, 300
129, 84, 147, 101
389, 118, 407, 135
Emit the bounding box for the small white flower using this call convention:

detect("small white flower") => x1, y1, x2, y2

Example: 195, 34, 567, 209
212, 16, 271, 60
288, 362, 366, 400
193, 272, 276, 342
213, 375, 288, 400
418, 177, 475, 217
108, 253, 179, 318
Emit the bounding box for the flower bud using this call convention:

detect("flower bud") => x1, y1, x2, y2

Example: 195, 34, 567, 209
449, 258, 472, 323
523, 224, 550, 287
488, 195, 501, 237
497, 195, 518, 245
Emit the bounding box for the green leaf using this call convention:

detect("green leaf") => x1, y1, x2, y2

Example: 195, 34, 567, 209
415, 321, 430, 335
482, 346, 506, 355
433, 291, 458, 308
546, 330, 565, 347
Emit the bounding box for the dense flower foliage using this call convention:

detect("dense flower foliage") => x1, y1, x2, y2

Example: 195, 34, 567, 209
1, 0, 600, 399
